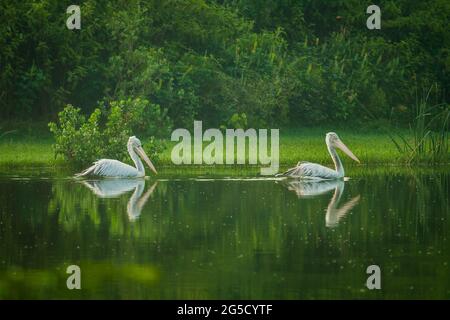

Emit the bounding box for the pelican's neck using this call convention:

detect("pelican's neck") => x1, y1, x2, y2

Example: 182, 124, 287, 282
327, 141, 344, 178
128, 144, 145, 175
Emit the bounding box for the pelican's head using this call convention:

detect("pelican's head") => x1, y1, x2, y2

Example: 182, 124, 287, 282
128, 136, 158, 175
326, 132, 360, 163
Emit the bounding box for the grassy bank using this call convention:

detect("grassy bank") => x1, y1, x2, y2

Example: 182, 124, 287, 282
1, 124, 448, 173
156, 128, 412, 166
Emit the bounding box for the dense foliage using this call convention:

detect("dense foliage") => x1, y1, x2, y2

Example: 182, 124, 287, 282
49, 98, 170, 165
1, 0, 449, 128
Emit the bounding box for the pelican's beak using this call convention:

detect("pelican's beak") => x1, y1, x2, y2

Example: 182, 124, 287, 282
335, 139, 360, 163
136, 146, 158, 175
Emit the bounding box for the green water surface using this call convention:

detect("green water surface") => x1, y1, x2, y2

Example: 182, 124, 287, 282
0, 167, 448, 299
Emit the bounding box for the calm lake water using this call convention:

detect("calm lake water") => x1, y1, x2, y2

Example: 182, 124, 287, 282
0, 167, 449, 299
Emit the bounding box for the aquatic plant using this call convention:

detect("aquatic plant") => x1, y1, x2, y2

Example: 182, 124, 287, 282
388, 85, 449, 163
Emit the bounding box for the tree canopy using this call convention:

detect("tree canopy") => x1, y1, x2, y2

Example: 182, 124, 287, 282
1, 0, 448, 127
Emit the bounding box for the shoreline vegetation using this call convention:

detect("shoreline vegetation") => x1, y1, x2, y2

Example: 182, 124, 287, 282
1, 1, 448, 174
1, 123, 448, 174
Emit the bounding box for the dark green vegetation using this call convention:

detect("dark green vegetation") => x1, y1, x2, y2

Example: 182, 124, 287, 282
1, 1, 448, 166
1, 0, 449, 128
0, 169, 448, 299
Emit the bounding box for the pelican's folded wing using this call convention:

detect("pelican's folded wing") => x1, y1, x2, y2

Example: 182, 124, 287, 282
93, 159, 138, 177
277, 162, 339, 180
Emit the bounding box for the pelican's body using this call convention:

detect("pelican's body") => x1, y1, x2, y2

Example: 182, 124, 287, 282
76, 136, 157, 178
277, 132, 360, 180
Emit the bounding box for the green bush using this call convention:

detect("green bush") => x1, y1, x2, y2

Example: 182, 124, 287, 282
48, 98, 172, 166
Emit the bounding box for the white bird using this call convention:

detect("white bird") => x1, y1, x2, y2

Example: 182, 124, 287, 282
277, 132, 360, 180
75, 136, 157, 178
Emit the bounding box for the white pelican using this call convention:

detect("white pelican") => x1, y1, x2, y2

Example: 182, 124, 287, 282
277, 132, 360, 180
75, 136, 157, 178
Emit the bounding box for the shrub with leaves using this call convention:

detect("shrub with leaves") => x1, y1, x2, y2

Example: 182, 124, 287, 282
222, 113, 248, 129
49, 98, 172, 166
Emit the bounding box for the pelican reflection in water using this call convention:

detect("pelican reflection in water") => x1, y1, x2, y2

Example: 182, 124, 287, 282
279, 179, 360, 227
81, 179, 157, 221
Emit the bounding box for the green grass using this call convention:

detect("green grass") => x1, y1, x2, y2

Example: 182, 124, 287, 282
278, 128, 406, 166
157, 127, 428, 168
2, 124, 448, 174
0, 122, 56, 167
0, 137, 56, 167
